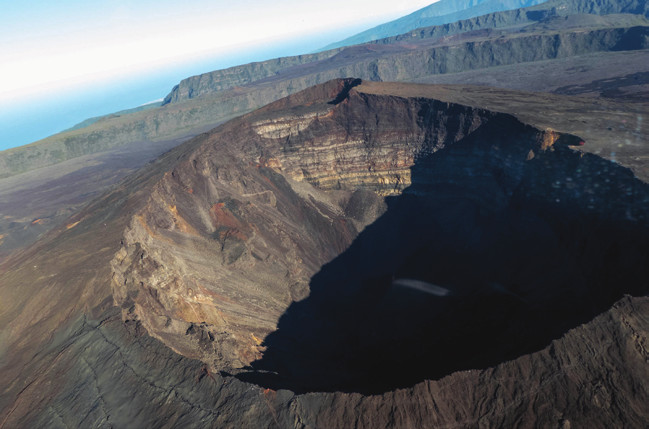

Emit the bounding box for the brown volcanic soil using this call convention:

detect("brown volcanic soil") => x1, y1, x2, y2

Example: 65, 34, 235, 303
1, 80, 649, 427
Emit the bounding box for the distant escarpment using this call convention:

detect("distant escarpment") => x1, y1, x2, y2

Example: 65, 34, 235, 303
321, 0, 549, 50
111, 80, 649, 398
372, 0, 649, 45
162, 51, 342, 105
163, 25, 649, 106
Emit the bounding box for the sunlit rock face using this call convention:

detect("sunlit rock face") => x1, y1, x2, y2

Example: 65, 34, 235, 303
111, 79, 649, 394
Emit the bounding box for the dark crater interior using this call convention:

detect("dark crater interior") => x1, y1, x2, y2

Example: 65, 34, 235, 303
237, 118, 649, 395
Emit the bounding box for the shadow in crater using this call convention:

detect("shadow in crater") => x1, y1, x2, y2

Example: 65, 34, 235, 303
237, 116, 649, 394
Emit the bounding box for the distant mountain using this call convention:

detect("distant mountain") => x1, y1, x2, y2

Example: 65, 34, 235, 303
321, 0, 549, 50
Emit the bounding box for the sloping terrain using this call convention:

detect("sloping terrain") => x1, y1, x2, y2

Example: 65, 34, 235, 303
1, 79, 648, 427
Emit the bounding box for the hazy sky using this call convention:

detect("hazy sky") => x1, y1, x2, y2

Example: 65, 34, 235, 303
1, 0, 433, 105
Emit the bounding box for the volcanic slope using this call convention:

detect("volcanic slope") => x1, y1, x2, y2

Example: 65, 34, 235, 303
2, 79, 649, 427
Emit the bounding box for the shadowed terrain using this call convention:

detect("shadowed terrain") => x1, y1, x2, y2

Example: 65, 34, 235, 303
238, 103, 649, 394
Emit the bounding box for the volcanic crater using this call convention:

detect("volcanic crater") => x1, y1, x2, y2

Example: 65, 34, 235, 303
110, 79, 649, 395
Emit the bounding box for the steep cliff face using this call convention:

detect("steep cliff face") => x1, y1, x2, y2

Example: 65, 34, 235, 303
111, 79, 504, 372
110, 80, 649, 396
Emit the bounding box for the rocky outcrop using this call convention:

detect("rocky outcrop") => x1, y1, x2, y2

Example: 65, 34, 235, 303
2, 291, 646, 429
